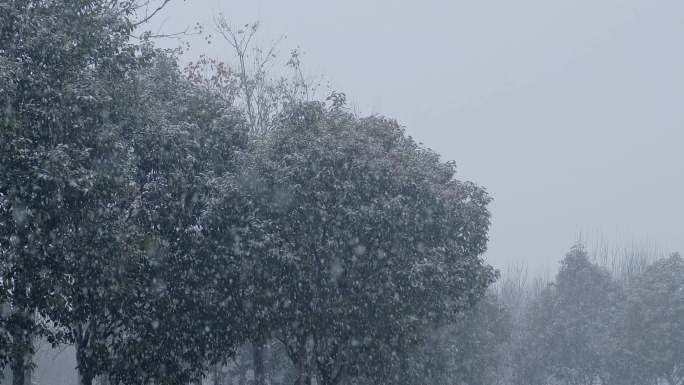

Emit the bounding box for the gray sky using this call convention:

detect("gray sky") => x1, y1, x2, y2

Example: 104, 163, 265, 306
148, 0, 684, 273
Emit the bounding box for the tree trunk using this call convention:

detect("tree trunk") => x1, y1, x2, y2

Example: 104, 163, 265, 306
295, 340, 313, 385
9, 308, 33, 385
75, 324, 94, 385
212, 363, 221, 385
78, 371, 94, 385
238, 355, 247, 385
253, 343, 265, 385
10, 352, 30, 385
295, 359, 312, 385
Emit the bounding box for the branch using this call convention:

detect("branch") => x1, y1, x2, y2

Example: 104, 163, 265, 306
133, 0, 173, 27
130, 26, 200, 40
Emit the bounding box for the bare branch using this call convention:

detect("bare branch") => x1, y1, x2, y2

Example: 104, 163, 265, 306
133, 0, 173, 27
130, 26, 199, 40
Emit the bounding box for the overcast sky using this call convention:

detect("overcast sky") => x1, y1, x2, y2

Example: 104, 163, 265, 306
147, 0, 684, 273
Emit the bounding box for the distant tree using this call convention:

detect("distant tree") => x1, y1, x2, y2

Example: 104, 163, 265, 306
416, 291, 511, 385
511, 245, 618, 385
621, 253, 684, 385
495, 263, 532, 325
512, 282, 556, 385
494, 263, 541, 385
545, 245, 619, 385
453, 292, 511, 385
595, 289, 661, 385
552, 245, 617, 385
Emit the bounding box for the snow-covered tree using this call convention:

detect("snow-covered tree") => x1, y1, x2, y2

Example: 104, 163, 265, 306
1, 2, 249, 384
621, 253, 684, 385
512, 245, 619, 385
206, 102, 495, 385
511, 280, 556, 385
412, 291, 511, 385
549, 245, 618, 385
0, 2, 143, 383
99, 47, 251, 385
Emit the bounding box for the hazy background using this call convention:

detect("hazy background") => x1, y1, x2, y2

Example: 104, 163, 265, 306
147, 0, 683, 273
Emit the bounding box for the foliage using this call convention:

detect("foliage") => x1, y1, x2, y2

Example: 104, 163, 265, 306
415, 292, 511, 385
204, 102, 495, 385
511, 245, 619, 385
0, 1, 141, 380
0, 2, 247, 384
621, 253, 684, 385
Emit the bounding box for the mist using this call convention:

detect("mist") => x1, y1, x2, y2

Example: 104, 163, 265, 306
1, 1, 683, 385
148, 0, 684, 273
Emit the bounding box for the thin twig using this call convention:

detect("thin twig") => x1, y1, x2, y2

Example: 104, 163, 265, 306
133, 0, 173, 27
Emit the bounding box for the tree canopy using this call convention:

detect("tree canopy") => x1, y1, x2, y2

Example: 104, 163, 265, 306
0, 2, 497, 385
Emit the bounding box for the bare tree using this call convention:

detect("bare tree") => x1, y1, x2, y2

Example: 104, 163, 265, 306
204, 16, 323, 135
581, 231, 664, 282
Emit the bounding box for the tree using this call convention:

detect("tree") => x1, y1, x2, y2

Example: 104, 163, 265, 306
0, 2, 251, 384
190, 20, 326, 385
187, 17, 317, 138
512, 281, 556, 385
1, 199, 12, 373
553, 245, 617, 385
411, 291, 511, 385
450, 292, 511, 385
204, 102, 495, 385
0, 1, 145, 383
97, 45, 250, 385
520, 244, 618, 385
621, 253, 684, 385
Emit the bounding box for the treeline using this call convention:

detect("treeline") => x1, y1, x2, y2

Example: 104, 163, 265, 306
0, 2, 495, 385
315, 241, 682, 385
15, 243, 680, 385
493, 245, 684, 385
